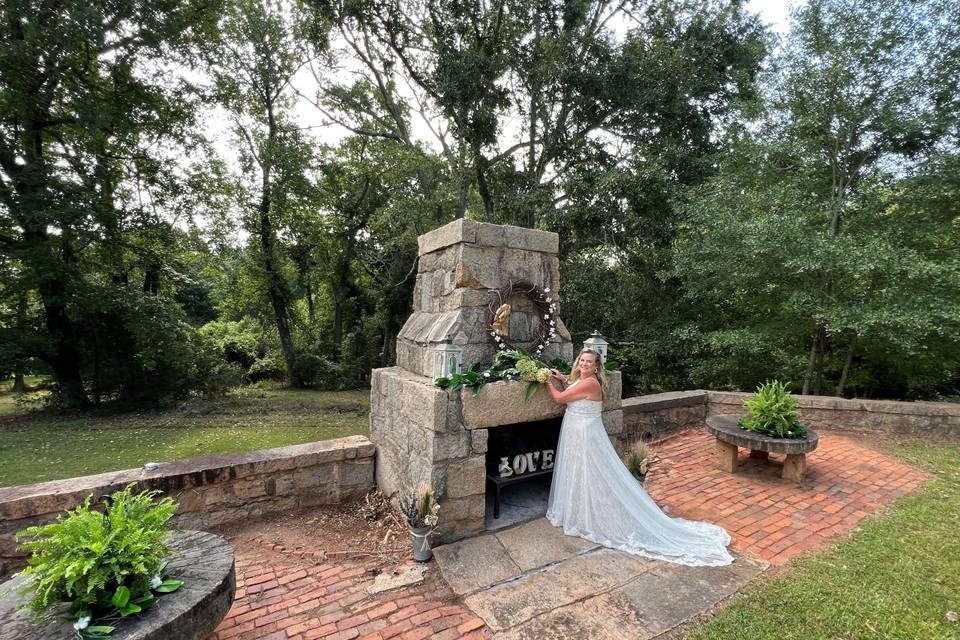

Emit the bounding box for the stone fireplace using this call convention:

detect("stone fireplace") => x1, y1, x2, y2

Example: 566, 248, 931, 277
369, 219, 623, 542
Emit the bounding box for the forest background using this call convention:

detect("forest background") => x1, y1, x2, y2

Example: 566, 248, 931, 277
1, 0, 958, 411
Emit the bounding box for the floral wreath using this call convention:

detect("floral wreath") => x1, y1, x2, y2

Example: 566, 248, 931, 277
487, 280, 559, 359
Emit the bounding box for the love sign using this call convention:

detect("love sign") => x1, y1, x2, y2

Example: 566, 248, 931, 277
498, 449, 555, 477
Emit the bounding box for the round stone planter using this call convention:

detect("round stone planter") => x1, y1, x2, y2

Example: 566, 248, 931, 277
705, 414, 819, 482
0, 530, 235, 640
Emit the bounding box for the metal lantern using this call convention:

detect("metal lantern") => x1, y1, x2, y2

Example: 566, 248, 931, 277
432, 341, 463, 380
583, 330, 609, 363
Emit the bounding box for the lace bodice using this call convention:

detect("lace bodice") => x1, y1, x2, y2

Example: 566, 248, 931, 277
566, 397, 603, 416
564, 379, 603, 416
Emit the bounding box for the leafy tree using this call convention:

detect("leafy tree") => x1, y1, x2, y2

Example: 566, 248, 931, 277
673, 0, 960, 397
0, 0, 220, 407
206, 0, 321, 386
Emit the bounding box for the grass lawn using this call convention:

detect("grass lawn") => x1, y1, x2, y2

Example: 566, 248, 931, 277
0, 384, 370, 488
685, 440, 960, 640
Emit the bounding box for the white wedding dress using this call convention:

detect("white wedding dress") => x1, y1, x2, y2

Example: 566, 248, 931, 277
546, 381, 734, 566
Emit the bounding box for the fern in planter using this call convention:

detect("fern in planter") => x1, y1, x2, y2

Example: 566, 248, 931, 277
739, 380, 807, 439
15, 484, 183, 638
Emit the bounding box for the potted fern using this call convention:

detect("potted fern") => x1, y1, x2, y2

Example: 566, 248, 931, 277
399, 486, 440, 562
739, 380, 807, 439
13, 484, 183, 639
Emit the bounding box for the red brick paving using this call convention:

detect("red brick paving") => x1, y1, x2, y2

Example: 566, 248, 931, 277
207, 545, 492, 640
208, 429, 931, 639
645, 429, 930, 565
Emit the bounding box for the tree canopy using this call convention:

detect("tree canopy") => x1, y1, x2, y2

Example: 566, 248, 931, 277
1, 0, 957, 406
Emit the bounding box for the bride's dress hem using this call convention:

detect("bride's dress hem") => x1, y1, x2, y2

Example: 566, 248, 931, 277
545, 511, 734, 567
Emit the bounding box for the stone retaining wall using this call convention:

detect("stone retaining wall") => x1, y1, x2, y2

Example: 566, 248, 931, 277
620, 390, 960, 442
706, 391, 960, 439
0, 436, 375, 579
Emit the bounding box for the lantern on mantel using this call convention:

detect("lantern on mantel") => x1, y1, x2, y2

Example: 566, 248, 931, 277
432, 341, 463, 381
583, 330, 609, 364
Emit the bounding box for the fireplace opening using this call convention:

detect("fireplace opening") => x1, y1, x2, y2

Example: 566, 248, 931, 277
484, 417, 562, 530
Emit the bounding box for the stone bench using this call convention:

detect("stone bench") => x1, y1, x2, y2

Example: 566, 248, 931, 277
705, 415, 819, 482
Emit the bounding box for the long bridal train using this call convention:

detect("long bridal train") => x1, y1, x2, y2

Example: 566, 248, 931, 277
546, 388, 734, 567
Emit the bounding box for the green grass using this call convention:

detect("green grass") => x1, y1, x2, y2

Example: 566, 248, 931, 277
0, 375, 49, 416
0, 384, 370, 487
686, 441, 960, 640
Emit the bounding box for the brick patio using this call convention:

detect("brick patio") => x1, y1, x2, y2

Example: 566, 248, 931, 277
207, 543, 491, 640
645, 429, 930, 565
208, 428, 929, 639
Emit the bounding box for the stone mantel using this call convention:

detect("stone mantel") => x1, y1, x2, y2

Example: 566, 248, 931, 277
461, 375, 623, 429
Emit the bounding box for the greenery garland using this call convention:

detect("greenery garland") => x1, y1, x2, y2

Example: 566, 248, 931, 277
486, 281, 558, 359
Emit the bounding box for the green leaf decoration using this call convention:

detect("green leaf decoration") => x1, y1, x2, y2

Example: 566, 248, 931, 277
153, 579, 183, 593
111, 586, 130, 609
119, 602, 142, 616
525, 382, 540, 400
85, 626, 116, 634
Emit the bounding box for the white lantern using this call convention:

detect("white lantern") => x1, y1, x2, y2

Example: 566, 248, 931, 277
432, 342, 463, 380
583, 330, 609, 364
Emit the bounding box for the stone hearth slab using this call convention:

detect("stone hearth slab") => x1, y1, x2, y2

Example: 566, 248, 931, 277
495, 517, 598, 571
488, 551, 765, 639
463, 548, 657, 631
432, 533, 521, 595
434, 518, 768, 639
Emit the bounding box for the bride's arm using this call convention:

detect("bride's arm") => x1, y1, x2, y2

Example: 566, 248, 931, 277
547, 378, 600, 404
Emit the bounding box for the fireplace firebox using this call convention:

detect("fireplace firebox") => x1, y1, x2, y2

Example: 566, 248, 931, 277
485, 419, 561, 520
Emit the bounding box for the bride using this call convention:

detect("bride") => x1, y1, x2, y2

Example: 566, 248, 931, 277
545, 350, 733, 566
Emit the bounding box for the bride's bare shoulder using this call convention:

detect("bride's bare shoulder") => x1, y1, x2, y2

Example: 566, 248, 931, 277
577, 377, 603, 399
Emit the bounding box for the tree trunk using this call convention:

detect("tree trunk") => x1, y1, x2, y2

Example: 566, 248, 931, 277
333, 297, 343, 361
30, 232, 90, 409
259, 196, 301, 387
475, 154, 494, 221
836, 333, 857, 397
12, 292, 27, 392
813, 325, 826, 395
305, 279, 315, 324
44, 302, 90, 409
801, 323, 821, 395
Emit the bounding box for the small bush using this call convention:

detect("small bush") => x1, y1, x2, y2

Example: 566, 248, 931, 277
15, 484, 182, 635
740, 380, 807, 439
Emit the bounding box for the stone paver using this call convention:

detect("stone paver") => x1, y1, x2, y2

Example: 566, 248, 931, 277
646, 429, 930, 565
435, 519, 766, 638
431, 534, 521, 595
494, 517, 597, 571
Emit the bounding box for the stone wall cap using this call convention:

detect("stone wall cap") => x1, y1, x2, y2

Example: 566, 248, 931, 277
0, 435, 375, 504
623, 390, 708, 413
706, 390, 960, 417
418, 219, 559, 256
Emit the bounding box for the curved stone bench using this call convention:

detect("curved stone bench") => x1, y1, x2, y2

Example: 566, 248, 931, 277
0, 530, 235, 640
705, 415, 819, 482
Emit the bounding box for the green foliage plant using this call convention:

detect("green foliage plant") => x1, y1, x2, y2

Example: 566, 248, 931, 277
398, 486, 440, 529
434, 348, 566, 399
627, 441, 655, 480
15, 485, 183, 638
739, 380, 807, 439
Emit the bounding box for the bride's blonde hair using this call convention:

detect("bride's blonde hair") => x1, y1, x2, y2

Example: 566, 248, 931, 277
569, 349, 608, 400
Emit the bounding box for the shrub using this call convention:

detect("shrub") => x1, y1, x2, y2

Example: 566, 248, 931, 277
626, 441, 655, 480
15, 485, 183, 637
739, 380, 807, 439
